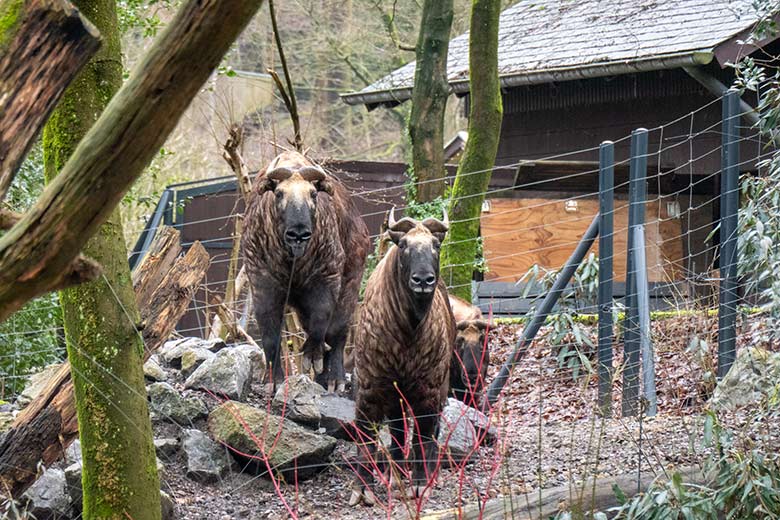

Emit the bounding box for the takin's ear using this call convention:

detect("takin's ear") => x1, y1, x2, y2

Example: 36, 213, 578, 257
259, 166, 294, 192
299, 166, 334, 195
388, 230, 406, 245
314, 178, 334, 195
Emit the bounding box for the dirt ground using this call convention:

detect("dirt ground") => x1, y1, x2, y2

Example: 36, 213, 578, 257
159, 315, 744, 519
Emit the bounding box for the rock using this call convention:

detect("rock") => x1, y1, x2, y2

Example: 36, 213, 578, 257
161, 338, 227, 368
0, 411, 14, 433
155, 437, 181, 458
22, 468, 70, 519
144, 355, 168, 382
234, 343, 265, 379
316, 393, 356, 439
16, 364, 63, 408
709, 347, 780, 412
438, 399, 478, 464
272, 375, 326, 423
461, 400, 497, 445
180, 348, 215, 378
147, 382, 208, 424
208, 400, 337, 480
64, 462, 82, 514
64, 439, 82, 465
181, 429, 231, 484
160, 489, 176, 520
184, 348, 252, 401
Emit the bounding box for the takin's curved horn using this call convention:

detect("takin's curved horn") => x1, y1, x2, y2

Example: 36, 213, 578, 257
421, 214, 449, 233
299, 165, 326, 182
387, 207, 417, 232
266, 167, 295, 182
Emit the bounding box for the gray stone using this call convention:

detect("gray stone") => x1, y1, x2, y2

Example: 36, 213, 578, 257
234, 343, 265, 379
22, 468, 70, 519
272, 375, 326, 423
64, 462, 82, 514
710, 347, 780, 412
0, 411, 14, 434
316, 393, 356, 439
461, 401, 497, 445
16, 364, 63, 408
208, 400, 337, 480
64, 439, 81, 465
148, 382, 208, 424
161, 338, 227, 368
144, 355, 168, 382
184, 348, 252, 401
155, 437, 181, 458
180, 347, 215, 378
161, 489, 176, 520
438, 399, 478, 464
181, 429, 230, 484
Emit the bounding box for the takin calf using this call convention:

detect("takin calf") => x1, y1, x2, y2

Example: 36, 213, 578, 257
242, 151, 369, 393
351, 209, 455, 505
448, 295, 490, 408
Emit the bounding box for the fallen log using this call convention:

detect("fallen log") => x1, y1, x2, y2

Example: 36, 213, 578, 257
0, 0, 101, 201
0, 0, 266, 322
0, 228, 208, 499
419, 466, 707, 520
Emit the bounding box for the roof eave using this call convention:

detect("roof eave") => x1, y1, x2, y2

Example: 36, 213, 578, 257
341, 50, 714, 107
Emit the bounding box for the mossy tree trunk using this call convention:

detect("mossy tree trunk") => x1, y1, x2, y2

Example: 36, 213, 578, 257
407, 0, 453, 203
441, 0, 502, 300
42, 0, 161, 518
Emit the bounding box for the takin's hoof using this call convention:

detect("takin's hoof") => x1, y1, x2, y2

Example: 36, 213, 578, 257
348, 486, 376, 507
301, 354, 325, 375
326, 379, 347, 394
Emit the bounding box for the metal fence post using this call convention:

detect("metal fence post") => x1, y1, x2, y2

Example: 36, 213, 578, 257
622, 128, 648, 417
598, 141, 614, 416
634, 226, 657, 416
718, 91, 740, 378
486, 215, 600, 405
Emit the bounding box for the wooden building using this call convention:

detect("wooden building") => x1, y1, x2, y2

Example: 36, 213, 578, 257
341, 0, 778, 310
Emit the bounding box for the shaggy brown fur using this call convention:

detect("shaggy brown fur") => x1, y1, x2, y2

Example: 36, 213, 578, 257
448, 295, 490, 408
351, 219, 455, 504
242, 151, 369, 392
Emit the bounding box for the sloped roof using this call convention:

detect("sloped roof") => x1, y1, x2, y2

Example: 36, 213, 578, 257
342, 0, 764, 107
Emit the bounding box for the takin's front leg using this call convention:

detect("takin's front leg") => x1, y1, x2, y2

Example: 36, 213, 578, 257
296, 283, 337, 377
320, 325, 348, 393
252, 281, 286, 394
411, 406, 442, 498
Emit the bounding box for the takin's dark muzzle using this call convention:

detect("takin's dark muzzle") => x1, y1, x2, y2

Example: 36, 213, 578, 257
282, 203, 314, 258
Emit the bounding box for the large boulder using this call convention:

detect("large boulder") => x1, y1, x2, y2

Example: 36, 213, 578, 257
148, 382, 208, 424
180, 348, 215, 378
143, 355, 168, 382
22, 468, 71, 519
160, 338, 226, 368
709, 347, 780, 412
181, 429, 231, 483
208, 401, 337, 480
438, 398, 479, 464
184, 348, 252, 401
16, 364, 63, 408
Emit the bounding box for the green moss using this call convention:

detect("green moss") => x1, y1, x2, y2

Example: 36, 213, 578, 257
0, 0, 24, 52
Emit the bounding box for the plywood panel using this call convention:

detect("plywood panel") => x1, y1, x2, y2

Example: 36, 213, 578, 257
481, 197, 683, 283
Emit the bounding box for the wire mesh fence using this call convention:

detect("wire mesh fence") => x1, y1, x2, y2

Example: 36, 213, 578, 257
2, 87, 779, 519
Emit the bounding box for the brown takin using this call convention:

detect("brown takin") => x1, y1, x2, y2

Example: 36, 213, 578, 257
448, 295, 490, 409
350, 208, 455, 505
241, 151, 369, 393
